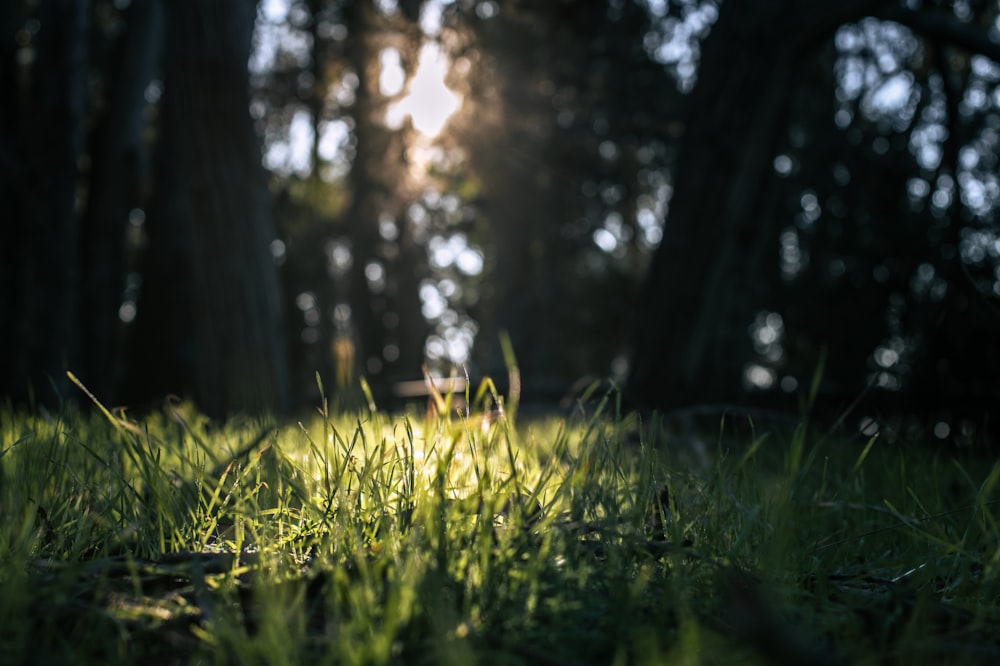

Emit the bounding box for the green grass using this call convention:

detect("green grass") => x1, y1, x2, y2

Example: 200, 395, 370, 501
2, 377, 1000, 665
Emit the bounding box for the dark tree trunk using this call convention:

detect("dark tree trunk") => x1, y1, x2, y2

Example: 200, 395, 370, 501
623, 0, 995, 413
0, 1, 21, 396
3, 0, 89, 405
123, 103, 197, 406
341, 2, 427, 395
459, 6, 589, 382
342, 1, 386, 388
624, 2, 886, 410
626, 1, 798, 410
389, 208, 429, 381
153, 0, 290, 417
79, 0, 162, 403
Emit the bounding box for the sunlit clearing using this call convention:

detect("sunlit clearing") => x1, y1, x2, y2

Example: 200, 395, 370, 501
386, 42, 461, 137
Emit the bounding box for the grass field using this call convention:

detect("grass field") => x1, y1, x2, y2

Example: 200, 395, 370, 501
2, 373, 999, 665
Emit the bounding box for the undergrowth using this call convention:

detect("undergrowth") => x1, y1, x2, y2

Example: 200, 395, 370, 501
1, 373, 999, 665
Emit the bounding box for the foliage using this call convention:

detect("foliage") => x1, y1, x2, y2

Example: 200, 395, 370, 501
2, 378, 1000, 664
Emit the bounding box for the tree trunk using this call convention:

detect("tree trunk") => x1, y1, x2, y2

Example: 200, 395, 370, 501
624, 1, 891, 410
623, 0, 992, 412
157, 0, 290, 416
459, 6, 587, 383
342, 1, 387, 389
341, 2, 427, 397
627, 1, 800, 409
0, 1, 21, 398
79, 0, 162, 403
122, 105, 197, 406
3, 0, 89, 405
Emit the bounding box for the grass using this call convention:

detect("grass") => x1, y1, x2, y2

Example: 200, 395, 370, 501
2, 374, 1000, 665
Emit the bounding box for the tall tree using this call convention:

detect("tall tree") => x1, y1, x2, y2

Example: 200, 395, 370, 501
340, 0, 428, 391
1, 0, 89, 405
626, 0, 1000, 421
147, 0, 290, 416
79, 0, 162, 402
0, 1, 21, 399
449, 0, 679, 386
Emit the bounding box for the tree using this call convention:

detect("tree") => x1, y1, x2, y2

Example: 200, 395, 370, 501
248, 0, 435, 406
1, 0, 89, 406
448, 0, 680, 386
142, 0, 290, 416
340, 0, 428, 393
2, 1, 294, 417
626, 0, 1000, 435
79, 0, 162, 402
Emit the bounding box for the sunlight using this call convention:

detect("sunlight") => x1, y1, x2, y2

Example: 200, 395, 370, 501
386, 42, 461, 137
379, 48, 405, 96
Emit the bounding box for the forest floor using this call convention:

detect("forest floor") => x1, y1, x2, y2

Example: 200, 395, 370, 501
2, 377, 1000, 665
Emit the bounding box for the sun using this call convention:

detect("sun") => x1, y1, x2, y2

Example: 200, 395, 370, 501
386, 42, 462, 138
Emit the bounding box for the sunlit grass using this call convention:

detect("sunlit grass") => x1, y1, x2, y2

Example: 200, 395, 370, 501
2, 374, 1000, 664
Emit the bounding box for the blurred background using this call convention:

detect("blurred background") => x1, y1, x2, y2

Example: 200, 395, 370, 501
2, 0, 999, 444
